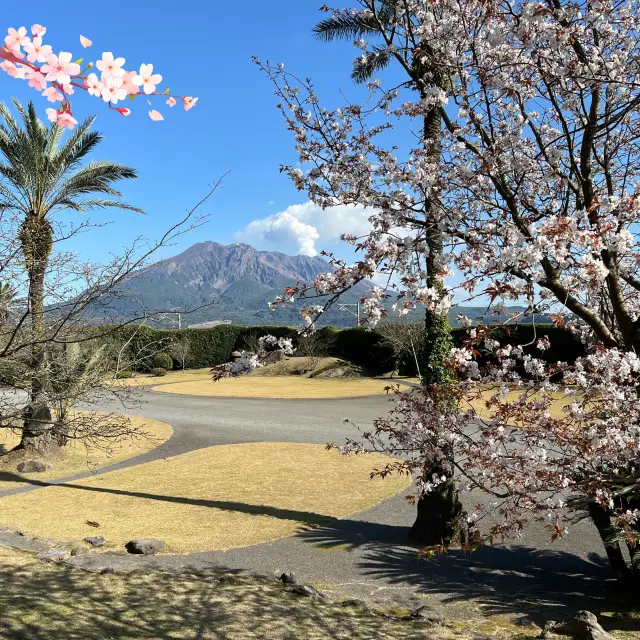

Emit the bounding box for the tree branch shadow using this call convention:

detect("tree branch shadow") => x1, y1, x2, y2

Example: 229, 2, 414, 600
296, 518, 637, 629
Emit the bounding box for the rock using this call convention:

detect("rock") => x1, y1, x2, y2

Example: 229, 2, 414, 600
71, 546, 89, 556
125, 538, 164, 555
285, 584, 327, 600
341, 599, 368, 609
16, 460, 49, 474
411, 605, 445, 625
541, 611, 614, 640
262, 349, 285, 365
100, 567, 116, 575
280, 572, 297, 585
231, 351, 242, 358
83, 536, 106, 548
36, 548, 70, 562
313, 366, 359, 379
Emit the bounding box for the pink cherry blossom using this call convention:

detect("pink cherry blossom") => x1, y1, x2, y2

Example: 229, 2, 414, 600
56, 112, 78, 130
96, 52, 125, 79
0, 23, 197, 123
24, 37, 52, 64
85, 73, 103, 97
121, 70, 139, 95
148, 110, 164, 121
42, 87, 64, 103
133, 63, 162, 94
115, 107, 131, 116
182, 96, 198, 111
5, 27, 29, 55
41, 51, 80, 86
26, 70, 47, 91
100, 75, 127, 104
45, 108, 58, 122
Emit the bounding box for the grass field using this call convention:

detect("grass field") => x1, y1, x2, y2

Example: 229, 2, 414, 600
152, 375, 411, 398
0, 414, 172, 492
0, 442, 411, 553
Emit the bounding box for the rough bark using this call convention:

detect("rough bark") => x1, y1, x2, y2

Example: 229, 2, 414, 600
587, 502, 633, 585
17, 215, 55, 452
409, 66, 462, 546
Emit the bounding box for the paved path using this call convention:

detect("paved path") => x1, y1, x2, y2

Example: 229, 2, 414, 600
0, 388, 615, 623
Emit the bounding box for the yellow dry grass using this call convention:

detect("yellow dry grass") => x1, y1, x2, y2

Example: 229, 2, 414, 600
0, 442, 411, 553
152, 376, 409, 398
115, 368, 211, 386
0, 413, 172, 492
463, 386, 576, 422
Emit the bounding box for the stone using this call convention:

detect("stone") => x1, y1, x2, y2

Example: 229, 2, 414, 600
411, 605, 445, 625
313, 366, 359, 379
100, 567, 116, 575
83, 536, 106, 548
541, 611, 614, 640
71, 546, 89, 557
341, 599, 368, 609
285, 584, 327, 600
280, 572, 297, 585
16, 460, 49, 474
231, 351, 242, 358
125, 538, 165, 555
36, 548, 70, 562
262, 349, 285, 365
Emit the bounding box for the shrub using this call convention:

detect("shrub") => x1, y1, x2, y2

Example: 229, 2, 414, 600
150, 367, 167, 377
152, 352, 173, 371
331, 327, 396, 375
0, 359, 28, 388
115, 369, 133, 379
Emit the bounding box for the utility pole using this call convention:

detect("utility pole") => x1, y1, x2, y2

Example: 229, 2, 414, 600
338, 302, 361, 327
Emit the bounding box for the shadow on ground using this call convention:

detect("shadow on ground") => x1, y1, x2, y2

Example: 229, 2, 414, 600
297, 518, 639, 631
0, 560, 472, 640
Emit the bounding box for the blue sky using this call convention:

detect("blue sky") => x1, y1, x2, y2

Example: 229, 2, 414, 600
1, 1, 373, 264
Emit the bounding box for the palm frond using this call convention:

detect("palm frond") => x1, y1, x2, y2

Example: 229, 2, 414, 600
351, 46, 392, 83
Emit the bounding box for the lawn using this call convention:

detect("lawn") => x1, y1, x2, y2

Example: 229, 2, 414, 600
464, 386, 576, 422
152, 375, 412, 398
0, 413, 172, 492
0, 442, 411, 553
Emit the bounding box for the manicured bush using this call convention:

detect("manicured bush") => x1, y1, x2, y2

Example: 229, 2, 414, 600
331, 327, 396, 375
150, 367, 167, 377
152, 352, 173, 371
115, 369, 133, 379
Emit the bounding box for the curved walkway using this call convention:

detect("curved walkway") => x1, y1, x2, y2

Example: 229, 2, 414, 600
0, 388, 615, 622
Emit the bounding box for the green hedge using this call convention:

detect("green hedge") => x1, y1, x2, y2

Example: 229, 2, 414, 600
105, 322, 585, 375
330, 327, 396, 375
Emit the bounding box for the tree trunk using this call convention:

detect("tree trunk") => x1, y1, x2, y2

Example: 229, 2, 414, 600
588, 502, 633, 585
409, 70, 462, 546
17, 215, 55, 453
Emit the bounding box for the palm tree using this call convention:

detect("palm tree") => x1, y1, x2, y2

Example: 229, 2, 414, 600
314, 5, 462, 546
0, 99, 142, 453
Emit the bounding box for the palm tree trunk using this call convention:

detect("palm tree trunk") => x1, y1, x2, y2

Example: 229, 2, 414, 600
17, 215, 55, 454
409, 79, 461, 547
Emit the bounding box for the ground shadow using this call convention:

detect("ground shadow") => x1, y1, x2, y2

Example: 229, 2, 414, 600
0, 561, 432, 640
0, 470, 339, 528
297, 518, 639, 629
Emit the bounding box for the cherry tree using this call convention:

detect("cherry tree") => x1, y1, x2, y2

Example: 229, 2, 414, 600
1, 24, 197, 128
259, 0, 640, 584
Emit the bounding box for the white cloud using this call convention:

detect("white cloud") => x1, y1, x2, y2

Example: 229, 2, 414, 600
236, 202, 372, 257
